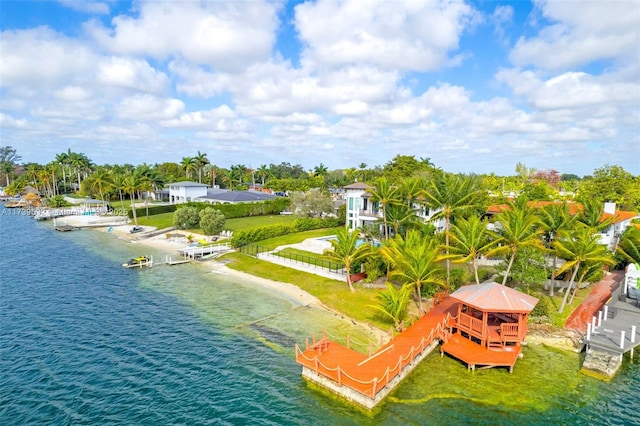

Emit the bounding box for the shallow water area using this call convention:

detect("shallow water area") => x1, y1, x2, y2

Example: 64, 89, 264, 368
1, 209, 639, 425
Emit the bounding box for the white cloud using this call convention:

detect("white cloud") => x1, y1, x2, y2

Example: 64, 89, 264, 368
58, 0, 110, 14
295, 0, 478, 71
86, 0, 279, 72
97, 57, 169, 94
116, 95, 185, 121
510, 0, 640, 69
0, 27, 95, 88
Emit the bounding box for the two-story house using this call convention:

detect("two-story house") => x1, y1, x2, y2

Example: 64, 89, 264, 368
343, 182, 445, 233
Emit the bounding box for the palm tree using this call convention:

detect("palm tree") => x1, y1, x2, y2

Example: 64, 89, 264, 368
0, 146, 21, 186
577, 199, 613, 232
256, 164, 269, 186
181, 156, 196, 180
111, 172, 127, 210
68, 152, 90, 191
369, 177, 400, 240
323, 227, 371, 292
489, 200, 545, 285
193, 151, 209, 183
554, 225, 616, 313
204, 163, 219, 187
617, 226, 640, 265
55, 152, 69, 192
358, 163, 368, 182
445, 216, 497, 285
539, 202, 576, 296
422, 173, 485, 288
380, 230, 444, 314
313, 163, 328, 177
384, 203, 420, 239
122, 173, 144, 226
91, 168, 112, 201
368, 282, 413, 331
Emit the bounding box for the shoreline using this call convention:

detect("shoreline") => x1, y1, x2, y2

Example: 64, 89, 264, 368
102, 223, 391, 345
86, 221, 577, 352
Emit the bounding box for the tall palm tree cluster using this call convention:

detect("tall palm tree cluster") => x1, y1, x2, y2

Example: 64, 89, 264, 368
327, 174, 629, 329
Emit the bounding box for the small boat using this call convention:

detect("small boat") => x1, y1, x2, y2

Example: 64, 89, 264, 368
122, 255, 153, 268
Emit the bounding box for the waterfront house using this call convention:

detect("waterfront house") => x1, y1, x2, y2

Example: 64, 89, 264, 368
195, 188, 277, 204
168, 181, 208, 204
343, 182, 445, 233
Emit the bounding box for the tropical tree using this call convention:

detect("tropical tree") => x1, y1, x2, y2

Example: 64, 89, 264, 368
554, 225, 616, 313
368, 282, 412, 331
422, 173, 485, 287
369, 177, 400, 240
489, 200, 545, 285
91, 168, 112, 201
0, 146, 21, 186
55, 151, 69, 192
445, 215, 497, 285
313, 163, 328, 178
577, 199, 613, 232
122, 173, 143, 225
204, 163, 219, 188
323, 227, 372, 292
616, 226, 640, 265
199, 207, 225, 236
380, 230, 444, 313
539, 202, 576, 296
193, 151, 209, 183
181, 156, 196, 180
256, 164, 269, 186
111, 172, 127, 210
384, 203, 420, 239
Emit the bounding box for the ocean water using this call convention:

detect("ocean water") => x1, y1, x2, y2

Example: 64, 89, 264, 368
1, 209, 639, 425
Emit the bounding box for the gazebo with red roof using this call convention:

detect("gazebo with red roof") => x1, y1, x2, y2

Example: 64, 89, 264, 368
441, 282, 539, 372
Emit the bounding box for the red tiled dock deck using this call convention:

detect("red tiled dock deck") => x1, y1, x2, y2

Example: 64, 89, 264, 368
440, 334, 520, 372
295, 299, 458, 408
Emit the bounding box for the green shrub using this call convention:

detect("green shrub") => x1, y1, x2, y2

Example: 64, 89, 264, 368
531, 295, 550, 318
230, 217, 340, 247
173, 207, 200, 229
199, 208, 226, 236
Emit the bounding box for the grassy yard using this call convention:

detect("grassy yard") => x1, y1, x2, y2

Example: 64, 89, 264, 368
135, 213, 303, 234
221, 252, 391, 331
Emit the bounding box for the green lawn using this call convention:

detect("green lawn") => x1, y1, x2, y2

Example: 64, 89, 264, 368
275, 247, 344, 270
135, 213, 302, 234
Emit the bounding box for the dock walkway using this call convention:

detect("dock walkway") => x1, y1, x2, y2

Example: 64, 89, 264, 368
584, 284, 640, 356
295, 298, 458, 409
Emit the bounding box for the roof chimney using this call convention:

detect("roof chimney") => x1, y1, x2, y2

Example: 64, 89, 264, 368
604, 202, 616, 214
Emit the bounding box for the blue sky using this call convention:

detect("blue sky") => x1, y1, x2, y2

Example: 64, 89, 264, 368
1, 0, 638, 176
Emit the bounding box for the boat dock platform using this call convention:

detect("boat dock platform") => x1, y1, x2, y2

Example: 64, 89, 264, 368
584, 285, 640, 356
295, 298, 458, 410
176, 242, 232, 260
122, 255, 154, 269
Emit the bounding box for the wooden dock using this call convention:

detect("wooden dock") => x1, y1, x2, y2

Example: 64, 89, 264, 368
177, 242, 232, 260
584, 284, 640, 356
295, 299, 458, 409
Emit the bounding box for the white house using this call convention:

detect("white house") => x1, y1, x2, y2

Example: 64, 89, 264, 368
168, 181, 208, 204
343, 182, 445, 233
597, 202, 639, 250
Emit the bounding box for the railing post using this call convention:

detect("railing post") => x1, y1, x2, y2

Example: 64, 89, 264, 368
586, 323, 591, 341
620, 331, 626, 349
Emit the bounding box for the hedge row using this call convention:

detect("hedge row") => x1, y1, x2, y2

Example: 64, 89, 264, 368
128, 198, 290, 219
231, 217, 342, 247
129, 203, 178, 218
178, 198, 290, 219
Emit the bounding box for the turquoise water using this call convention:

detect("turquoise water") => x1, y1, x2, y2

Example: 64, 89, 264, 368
1, 209, 639, 424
